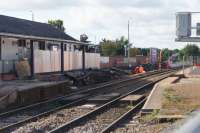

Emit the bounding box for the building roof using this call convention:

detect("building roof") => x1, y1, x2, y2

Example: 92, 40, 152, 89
0, 15, 77, 41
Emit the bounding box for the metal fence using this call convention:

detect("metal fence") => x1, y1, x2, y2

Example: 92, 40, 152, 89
0, 60, 18, 74
192, 56, 200, 65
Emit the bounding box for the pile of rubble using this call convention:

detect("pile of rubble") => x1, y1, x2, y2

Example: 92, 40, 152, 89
64, 68, 128, 86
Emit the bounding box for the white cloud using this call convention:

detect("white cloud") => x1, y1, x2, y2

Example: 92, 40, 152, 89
0, 0, 200, 49
0, 0, 78, 10
99, 0, 163, 8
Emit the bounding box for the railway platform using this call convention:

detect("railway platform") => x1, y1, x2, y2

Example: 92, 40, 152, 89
141, 76, 180, 114
142, 66, 200, 118
0, 68, 128, 111
0, 80, 72, 110
0, 69, 174, 133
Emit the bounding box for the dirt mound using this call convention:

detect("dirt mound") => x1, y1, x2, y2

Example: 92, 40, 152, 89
64, 68, 127, 86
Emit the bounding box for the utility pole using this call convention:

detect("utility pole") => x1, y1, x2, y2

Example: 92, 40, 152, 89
128, 20, 131, 67
30, 10, 34, 21
124, 45, 127, 57
128, 20, 130, 44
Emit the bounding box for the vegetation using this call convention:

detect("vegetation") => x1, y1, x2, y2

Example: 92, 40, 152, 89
100, 36, 151, 57
161, 86, 200, 115
100, 36, 128, 56
182, 44, 200, 56
140, 48, 150, 56
129, 47, 141, 57
48, 19, 65, 32
162, 48, 172, 61
140, 110, 159, 123
163, 88, 182, 103
100, 35, 200, 64
177, 44, 200, 59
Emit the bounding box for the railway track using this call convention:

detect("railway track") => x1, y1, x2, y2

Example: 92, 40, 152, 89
1, 70, 161, 114
101, 98, 146, 133
48, 70, 175, 133
0, 70, 175, 133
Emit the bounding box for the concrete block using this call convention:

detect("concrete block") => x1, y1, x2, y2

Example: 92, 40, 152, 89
87, 93, 120, 103
120, 95, 144, 104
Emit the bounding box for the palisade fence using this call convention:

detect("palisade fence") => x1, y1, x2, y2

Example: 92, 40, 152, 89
85, 52, 100, 69
34, 50, 61, 73
0, 51, 100, 74
170, 56, 194, 68
34, 50, 100, 73
185, 56, 196, 66
0, 56, 197, 75
191, 56, 200, 65
100, 56, 137, 68
0, 60, 18, 74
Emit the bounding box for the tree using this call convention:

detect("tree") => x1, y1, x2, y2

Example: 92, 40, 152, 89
100, 39, 117, 56
140, 48, 149, 56
116, 36, 129, 56
48, 19, 65, 32
182, 44, 200, 56
178, 49, 184, 59
130, 47, 140, 57
173, 49, 180, 54
162, 48, 172, 61
100, 36, 128, 56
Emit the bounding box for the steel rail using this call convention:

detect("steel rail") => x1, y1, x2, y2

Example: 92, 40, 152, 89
0, 70, 163, 118
49, 71, 175, 133
101, 68, 179, 133
0, 70, 166, 132
100, 98, 147, 133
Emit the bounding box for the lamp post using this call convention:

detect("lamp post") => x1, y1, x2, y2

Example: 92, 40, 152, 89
80, 34, 88, 72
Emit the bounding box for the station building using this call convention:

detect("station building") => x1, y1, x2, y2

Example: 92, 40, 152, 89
0, 15, 100, 79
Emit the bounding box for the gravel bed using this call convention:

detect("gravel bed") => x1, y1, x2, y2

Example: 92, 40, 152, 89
113, 115, 173, 133
67, 103, 130, 133
0, 111, 39, 128
11, 105, 96, 133
3, 78, 146, 132
0, 103, 63, 128
2, 72, 165, 132
0, 114, 33, 127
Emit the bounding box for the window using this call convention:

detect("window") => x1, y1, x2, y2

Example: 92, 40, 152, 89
69, 44, 71, 51
47, 43, 59, 51
18, 40, 26, 47
52, 45, 58, 51
38, 41, 45, 50
64, 44, 67, 51
64, 44, 72, 51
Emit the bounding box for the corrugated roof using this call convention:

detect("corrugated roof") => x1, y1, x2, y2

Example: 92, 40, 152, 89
0, 15, 77, 41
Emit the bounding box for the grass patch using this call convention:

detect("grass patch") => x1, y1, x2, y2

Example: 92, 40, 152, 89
140, 110, 159, 123
163, 88, 182, 103
161, 86, 200, 115
126, 105, 134, 109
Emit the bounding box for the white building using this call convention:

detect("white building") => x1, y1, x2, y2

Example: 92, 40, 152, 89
0, 15, 100, 78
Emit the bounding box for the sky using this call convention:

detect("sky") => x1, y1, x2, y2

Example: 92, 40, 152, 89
1, 0, 200, 49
